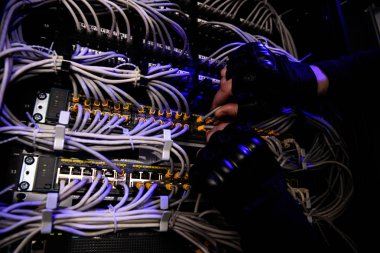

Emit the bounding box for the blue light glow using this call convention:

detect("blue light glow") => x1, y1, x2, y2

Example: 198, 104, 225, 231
238, 144, 250, 155
251, 138, 261, 145
223, 159, 234, 170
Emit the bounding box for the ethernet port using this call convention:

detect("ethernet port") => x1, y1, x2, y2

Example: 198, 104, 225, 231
104, 170, 114, 178
141, 171, 149, 179
71, 167, 81, 175
82, 168, 93, 176
132, 171, 140, 179
150, 172, 159, 180
59, 166, 70, 175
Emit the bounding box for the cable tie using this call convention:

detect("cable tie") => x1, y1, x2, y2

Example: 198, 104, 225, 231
307, 214, 313, 224
49, 42, 55, 55
54, 55, 64, 73
159, 211, 171, 232
160, 195, 169, 210
300, 148, 307, 170
41, 193, 58, 234
168, 210, 179, 229
134, 68, 140, 87
112, 126, 135, 150
26, 111, 40, 151
108, 204, 118, 233
162, 129, 172, 161
54, 111, 70, 151
32, 125, 40, 152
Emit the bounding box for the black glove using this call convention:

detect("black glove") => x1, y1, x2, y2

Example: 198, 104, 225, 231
190, 122, 285, 221
189, 123, 320, 252
226, 42, 317, 121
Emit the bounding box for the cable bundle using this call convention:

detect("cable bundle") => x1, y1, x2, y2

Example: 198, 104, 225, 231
251, 108, 354, 249
198, 0, 297, 57
0, 0, 189, 56
0, 176, 240, 253
199, 21, 298, 67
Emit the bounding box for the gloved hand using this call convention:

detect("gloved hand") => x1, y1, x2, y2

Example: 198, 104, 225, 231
190, 122, 320, 252
213, 42, 318, 122
190, 122, 286, 223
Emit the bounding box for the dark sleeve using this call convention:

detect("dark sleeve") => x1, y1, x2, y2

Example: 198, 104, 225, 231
191, 123, 322, 252
232, 174, 322, 253
314, 48, 380, 103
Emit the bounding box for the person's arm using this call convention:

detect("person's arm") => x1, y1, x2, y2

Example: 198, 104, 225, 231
310, 65, 329, 95
312, 48, 380, 102
191, 123, 321, 252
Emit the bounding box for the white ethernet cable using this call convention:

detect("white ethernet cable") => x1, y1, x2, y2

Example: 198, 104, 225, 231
0, 176, 241, 253
199, 21, 299, 66
253, 108, 352, 231
0, 43, 190, 122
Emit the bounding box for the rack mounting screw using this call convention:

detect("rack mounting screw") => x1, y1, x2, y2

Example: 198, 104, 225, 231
37, 93, 47, 100
19, 181, 30, 191
33, 113, 43, 122
24, 156, 35, 165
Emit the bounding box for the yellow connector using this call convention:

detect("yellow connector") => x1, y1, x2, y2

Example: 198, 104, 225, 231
84, 100, 91, 107
121, 114, 130, 121
93, 100, 100, 107
117, 170, 125, 177
145, 182, 152, 189
183, 113, 190, 121
175, 112, 182, 119
149, 108, 155, 115
165, 184, 173, 191
135, 182, 144, 189
198, 125, 213, 132
102, 101, 110, 108
123, 104, 130, 110
175, 122, 182, 128
93, 109, 101, 116
205, 117, 214, 124
196, 116, 203, 123
165, 171, 173, 179
71, 103, 79, 112
114, 102, 121, 111
158, 110, 164, 117
183, 172, 189, 180
182, 184, 190, 191
174, 171, 181, 179
166, 111, 172, 118
197, 125, 206, 132
138, 106, 145, 114
72, 97, 79, 103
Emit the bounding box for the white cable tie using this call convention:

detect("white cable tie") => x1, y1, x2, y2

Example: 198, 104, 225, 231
162, 129, 172, 161
54, 111, 70, 151
46, 192, 59, 209
112, 126, 135, 150
159, 211, 171, 232
33, 126, 40, 152
108, 204, 118, 233
41, 193, 58, 234
49, 41, 55, 55
160, 195, 169, 210
134, 68, 140, 87
300, 148, 307, 170
307, 214, 313, 224
53, 55, 63, 73
110, 125, 134, 149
